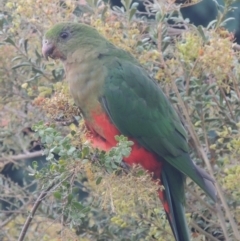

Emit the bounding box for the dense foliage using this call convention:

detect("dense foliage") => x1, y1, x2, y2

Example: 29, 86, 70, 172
1, 0, 240, 240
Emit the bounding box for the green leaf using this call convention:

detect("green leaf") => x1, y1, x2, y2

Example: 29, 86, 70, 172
45, 136, 53, 144
136, 170, 144, 176
11, 56, 23, 62
12, 62, 31, 69
50, 163, 57, 171
32, 67, 44, 74
71, 130, 76, 136
82, 159, 89, 164
72, 201, 84, 211
53, 191, 62, 200
67, 146, 76, 156
35, 49, 42, 59
111, 163, 118, 169
96, 176, 102, 185
155, 11, 163, 22
24, 39, 28, 54
46, 153, 54, 161
129, 7, 137, 21
5, 37, 16, 46
121, 0, 131, 10
82, 207, 91, 213
82, 146, 89, 158
32, 161, 38, 170
197, 26, 208, 43
101, 5, 108, 22
67, 194, 74, 204
0, 18, 4, 30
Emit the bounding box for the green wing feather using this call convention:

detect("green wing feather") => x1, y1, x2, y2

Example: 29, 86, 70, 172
100, 58, 216, 201
99, 57, 216, 240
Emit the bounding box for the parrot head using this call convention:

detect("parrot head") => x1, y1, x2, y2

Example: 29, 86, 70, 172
42, 22, 104, 61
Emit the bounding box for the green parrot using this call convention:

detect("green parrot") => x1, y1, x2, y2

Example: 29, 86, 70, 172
42, 22, 216, 241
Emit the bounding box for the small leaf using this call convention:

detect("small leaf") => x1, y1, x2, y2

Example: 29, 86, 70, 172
45, 136, 53, 144
12, 62, 31, 69
136, 170, 145, 176
11, 56, 23, 62
71, 130, 76, 136
5, 37, 16, 46
67, 146, 76, 155
111, 163, 118, 169
96, 176, 102, 185
72, 201, 84, 211
129, 7, 137, 21
53, 191, 62, 200
35, 49, 42, 59
82, 207, 91, 213
67, 194, 74, 204
0, 19, 4, 30
101, 5, 108, 22
32, 161, 38, 170
82, 159, 89, 164
24, 39, 28, 54
32, 67, 44, 74
46, 153, 54, 161
197, 26, 208, 43
155, 11, 162, 22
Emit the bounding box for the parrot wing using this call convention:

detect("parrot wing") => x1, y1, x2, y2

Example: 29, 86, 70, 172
100, 57, 216, 201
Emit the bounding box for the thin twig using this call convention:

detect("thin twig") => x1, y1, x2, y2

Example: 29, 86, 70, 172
17, 182, 55, 241
2, 230, 14, 241
186, 186, 216, 213
190, 221, 220, 241
219, 87, 235, 121
230, 72, 240, 100
0, 199, 33, 228
108, 179, 115, 213
200, 110, 210, 153
17, 172, 74, 241
185, 58, 200, 96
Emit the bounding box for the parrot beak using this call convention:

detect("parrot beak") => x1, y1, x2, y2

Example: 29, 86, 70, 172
42, 39, 55, 60
42, 39, 66, 61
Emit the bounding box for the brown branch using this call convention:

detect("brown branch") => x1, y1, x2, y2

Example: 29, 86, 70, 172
219, 87, 235, 121
17, 173, 74, 241
167, 26, 187, 37
17, 182, 55, 241
0, 150, 43, 162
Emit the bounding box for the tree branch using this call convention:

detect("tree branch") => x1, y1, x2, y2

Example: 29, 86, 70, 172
17, 182, 55, 241
0, 151, 43, 162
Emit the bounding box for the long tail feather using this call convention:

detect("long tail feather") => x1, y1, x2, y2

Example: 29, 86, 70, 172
193, 163, 217, 201
160, 163, 190, 241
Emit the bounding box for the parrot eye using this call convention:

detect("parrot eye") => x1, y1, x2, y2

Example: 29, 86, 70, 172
60, 31, 69, 40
